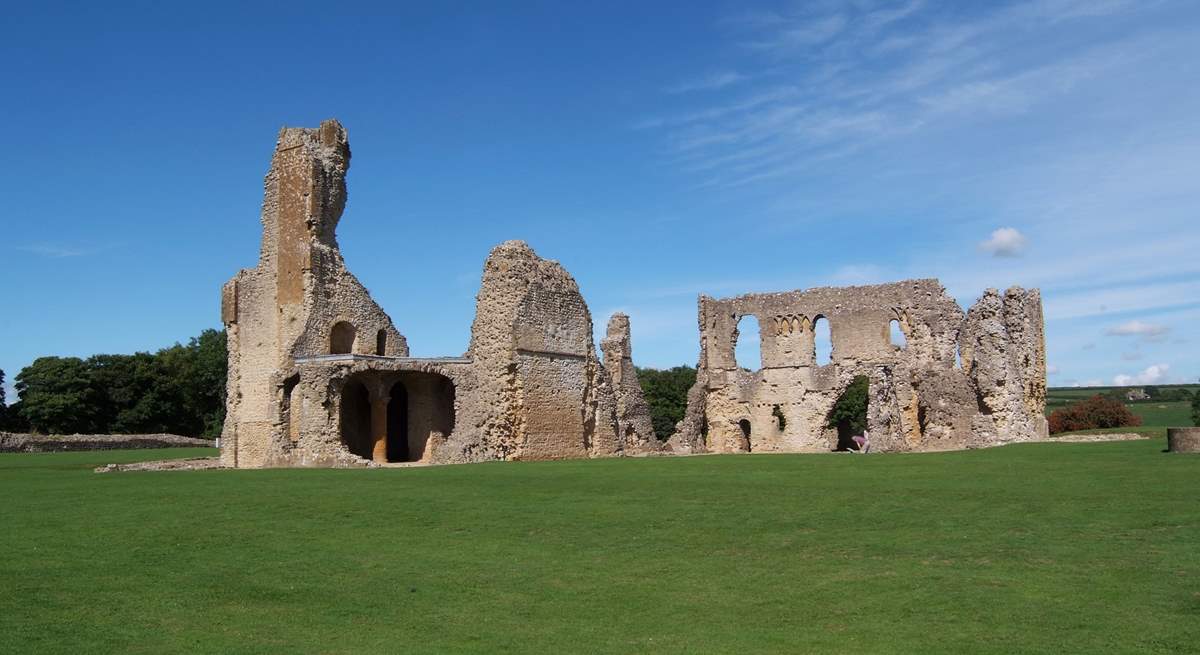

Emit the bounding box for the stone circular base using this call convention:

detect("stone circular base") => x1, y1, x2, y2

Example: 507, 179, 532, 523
1167, 427, 1200, 453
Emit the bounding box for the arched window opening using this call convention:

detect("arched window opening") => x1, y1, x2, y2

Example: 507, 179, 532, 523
339, 379, 372, 459
738, 419, 752, 452
889, 319, 908, 349
376, 329, 387, 356
331, 321, 356, 355
734, 314, 762, 371
282, 374, 301, 443
827, 375, 869, 451
814, 316, 833, 366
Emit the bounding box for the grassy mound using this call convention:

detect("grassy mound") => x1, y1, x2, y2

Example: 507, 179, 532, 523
2, 443, 1197, 653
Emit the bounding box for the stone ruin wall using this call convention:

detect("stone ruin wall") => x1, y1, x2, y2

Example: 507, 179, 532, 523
601, 313, 659, 453
668, 279, 1047, 454
221, 120, 404, 468
219, 118, 1041, 468
220, 120, 659, 468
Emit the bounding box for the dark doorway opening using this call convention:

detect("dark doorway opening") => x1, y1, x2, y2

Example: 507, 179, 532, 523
339, 379, 372, 459
386, 381, 409, 462
738, 419, 752, 452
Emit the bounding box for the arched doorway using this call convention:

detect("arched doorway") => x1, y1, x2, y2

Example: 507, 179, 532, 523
339, 379, 372, 458
738, 418, 752, 452
829, 375, 870, 451
383, 372, 455, 463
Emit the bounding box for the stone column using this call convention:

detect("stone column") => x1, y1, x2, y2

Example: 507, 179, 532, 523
1167, 427, 1200, 453
370, 394, 389, 463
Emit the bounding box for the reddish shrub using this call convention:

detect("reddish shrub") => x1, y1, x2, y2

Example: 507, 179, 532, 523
1048, 394, 1142, 434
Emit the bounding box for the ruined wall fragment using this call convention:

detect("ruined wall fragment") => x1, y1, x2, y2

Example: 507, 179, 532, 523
673, 279, 1046, 454
600, 313, 659, 453
220, 120, 403, 468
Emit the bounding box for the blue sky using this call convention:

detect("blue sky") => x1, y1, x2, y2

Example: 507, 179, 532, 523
3, 0, 1199, 403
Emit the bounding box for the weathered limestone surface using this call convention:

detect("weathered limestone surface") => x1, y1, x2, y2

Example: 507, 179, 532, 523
669, 279, 1048, 454
220, 119, 1045, 468
601, 313, 659, 453
221, 120, 404, 468
221, 121, 631, 468
1167, 428, 1200, 453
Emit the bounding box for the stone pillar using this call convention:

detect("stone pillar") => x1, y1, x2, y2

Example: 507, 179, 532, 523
1167, 427, 1200, 453
371, 395, 389, 463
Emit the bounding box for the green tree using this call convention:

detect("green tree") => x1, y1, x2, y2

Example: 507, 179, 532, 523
10, 328, 228, 437
15, 357, 103, 434
827, 375, 869, 450
1192, 392, 1199, 427
637, 365, 696, 441
0, 368, 7, 429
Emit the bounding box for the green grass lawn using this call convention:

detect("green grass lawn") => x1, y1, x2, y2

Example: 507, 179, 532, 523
2, 443, 1199, 654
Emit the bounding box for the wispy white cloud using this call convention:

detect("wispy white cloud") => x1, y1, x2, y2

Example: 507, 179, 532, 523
667, 71, 749, 94
16, 244, 86, 258
1106, 319, 1171, 339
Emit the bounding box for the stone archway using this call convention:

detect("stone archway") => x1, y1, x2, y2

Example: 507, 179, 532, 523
386, 372, 455, 463
339, 379, 373, 459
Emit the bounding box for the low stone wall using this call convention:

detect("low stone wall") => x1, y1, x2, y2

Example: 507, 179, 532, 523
0, 433, 214, 453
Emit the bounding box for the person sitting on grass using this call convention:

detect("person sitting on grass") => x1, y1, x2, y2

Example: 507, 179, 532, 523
851, 430, 871, 453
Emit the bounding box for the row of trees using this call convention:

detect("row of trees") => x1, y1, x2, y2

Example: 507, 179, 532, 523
1, 330, 226, 438
5, 339, 1196, 439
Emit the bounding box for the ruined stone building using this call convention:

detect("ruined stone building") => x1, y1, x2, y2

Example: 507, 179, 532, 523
220, 119, 1046, 468
219, 120, 656, 467
667, 281, 1048, 454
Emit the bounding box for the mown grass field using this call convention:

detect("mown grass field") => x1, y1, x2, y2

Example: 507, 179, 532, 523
2, 442, 1199, 654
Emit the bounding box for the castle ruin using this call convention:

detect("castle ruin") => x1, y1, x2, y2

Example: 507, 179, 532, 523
668, 282, 1048, 454
219, 119, 1046, 467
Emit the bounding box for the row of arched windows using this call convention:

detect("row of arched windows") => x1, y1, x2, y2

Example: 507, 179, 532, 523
734, 312, 915, 370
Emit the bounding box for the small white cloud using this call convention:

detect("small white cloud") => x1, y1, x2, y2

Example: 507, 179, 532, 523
978, 227, 1028, 257
1080, 378, 1105, 387
1105, 320, 1170, 340
1046, 364, 1060, 375
1113, 363, 1169, 386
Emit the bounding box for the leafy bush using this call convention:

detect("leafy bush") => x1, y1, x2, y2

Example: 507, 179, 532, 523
827, 375, 869, 436
637, 366, 696, 441
1193, 392, 1200, 427
1048, 394, 1142, 434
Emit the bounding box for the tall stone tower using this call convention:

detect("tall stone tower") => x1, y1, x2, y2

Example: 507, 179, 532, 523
220, 120, 404, 467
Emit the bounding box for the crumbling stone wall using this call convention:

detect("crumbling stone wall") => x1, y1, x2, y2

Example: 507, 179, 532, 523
600, 313, 659, 453
669, 280, 1047, 454
1, 433, 213, 453
448, 240, 621, 462
221, 121, 631, 468
221, 120, 404, 468
221, 119, 1044, 468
